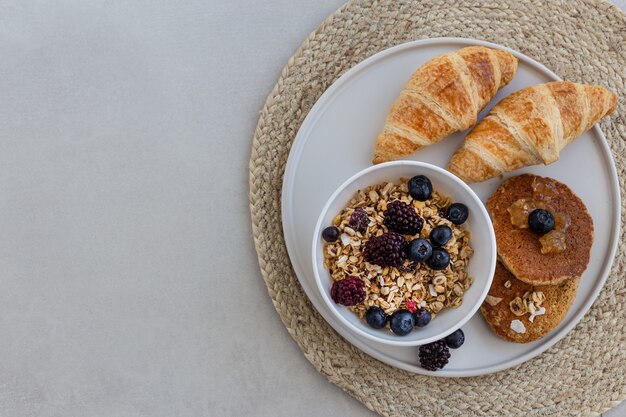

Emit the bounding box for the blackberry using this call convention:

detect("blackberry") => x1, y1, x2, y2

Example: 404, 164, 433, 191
419, 340, 451, 371
383, 201, 423, 235
349, 208, 369, 233
363, 232, 406, 267
330, 276, 365, 306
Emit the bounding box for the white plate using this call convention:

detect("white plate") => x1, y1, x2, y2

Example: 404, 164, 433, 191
281, 38, 620, 377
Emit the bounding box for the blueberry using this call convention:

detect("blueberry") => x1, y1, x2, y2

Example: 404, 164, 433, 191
322, 226, 340, 242
414, 309, 432, 327
446, 203, 469, 225
426, 248, 450, 270
405, 238, 433, 262
528, 209, 555, 234
365, 307, 388, 329
429, 225, 452, 247
389, 309, 415, 336
444, 328, 465, 349
408, 175, 433, 201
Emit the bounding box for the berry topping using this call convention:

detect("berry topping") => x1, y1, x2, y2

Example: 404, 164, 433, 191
330, 276, 365, 306
383, 201, 423, 235
426, 248, 450, 270
363, 232, 406, 267
389, 309, 415, 336
322, 226, 340, 242
414, 309, 432, 327
405, 238, 433, 262
349, 208, 369, 233
408, 175, 433, 201
429, 225, 453, 246
406, 300, 417, 314
419, 340, 451, 371
444, 329, 465, 349
365, 307, 388, 329
446, 203, 469, 225
528, 209, 555, 234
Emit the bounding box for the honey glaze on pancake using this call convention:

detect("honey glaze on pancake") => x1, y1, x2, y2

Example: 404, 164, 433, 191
480, 262, 579, 343
486, 174, 593, 285
507, 176, 570, 254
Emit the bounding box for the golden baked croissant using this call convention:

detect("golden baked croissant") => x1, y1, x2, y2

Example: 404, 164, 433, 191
373, 46, 518, 164
448, 82, 617, 183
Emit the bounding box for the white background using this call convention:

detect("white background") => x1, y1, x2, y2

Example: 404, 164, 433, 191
0, 1, 624, 416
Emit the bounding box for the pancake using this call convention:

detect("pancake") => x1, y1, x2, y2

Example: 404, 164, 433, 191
486, 174, 593, 286
480, 262, 579, 343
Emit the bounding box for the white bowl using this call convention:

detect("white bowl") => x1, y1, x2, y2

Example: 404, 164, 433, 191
312, 161, 497, 346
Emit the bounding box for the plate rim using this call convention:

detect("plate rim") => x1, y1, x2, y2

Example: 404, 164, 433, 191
280, 37, 621, 377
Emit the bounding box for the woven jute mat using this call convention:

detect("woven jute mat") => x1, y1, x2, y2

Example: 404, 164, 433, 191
249, 1, 626, 416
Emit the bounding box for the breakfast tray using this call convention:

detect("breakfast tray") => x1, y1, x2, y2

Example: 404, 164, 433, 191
249, 1, 626, 416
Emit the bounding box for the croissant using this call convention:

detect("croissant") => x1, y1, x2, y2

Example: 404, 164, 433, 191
373, 46, 518, 164
448, 82, 617, 183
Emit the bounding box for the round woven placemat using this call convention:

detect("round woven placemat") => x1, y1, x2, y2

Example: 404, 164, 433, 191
249, 1, 626, 416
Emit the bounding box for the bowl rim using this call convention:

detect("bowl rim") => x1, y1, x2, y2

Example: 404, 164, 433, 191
311, 160, 497, 346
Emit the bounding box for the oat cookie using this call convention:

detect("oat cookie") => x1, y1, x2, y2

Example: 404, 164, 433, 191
486, 174, 593, 286
480, 262, 579, 343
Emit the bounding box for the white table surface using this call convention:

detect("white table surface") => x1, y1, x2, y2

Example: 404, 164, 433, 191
0, 1, 624, 416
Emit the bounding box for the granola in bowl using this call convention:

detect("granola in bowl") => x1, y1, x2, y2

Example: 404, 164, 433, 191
321, 176, 474, 336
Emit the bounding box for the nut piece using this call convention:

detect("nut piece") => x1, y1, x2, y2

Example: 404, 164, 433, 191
510, 319, 526, 334
452, 284, 464, 297
529, 306, 546, 323
428, 284, 438, 297
509, 297, 527, 316
484, 295, 503, 306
